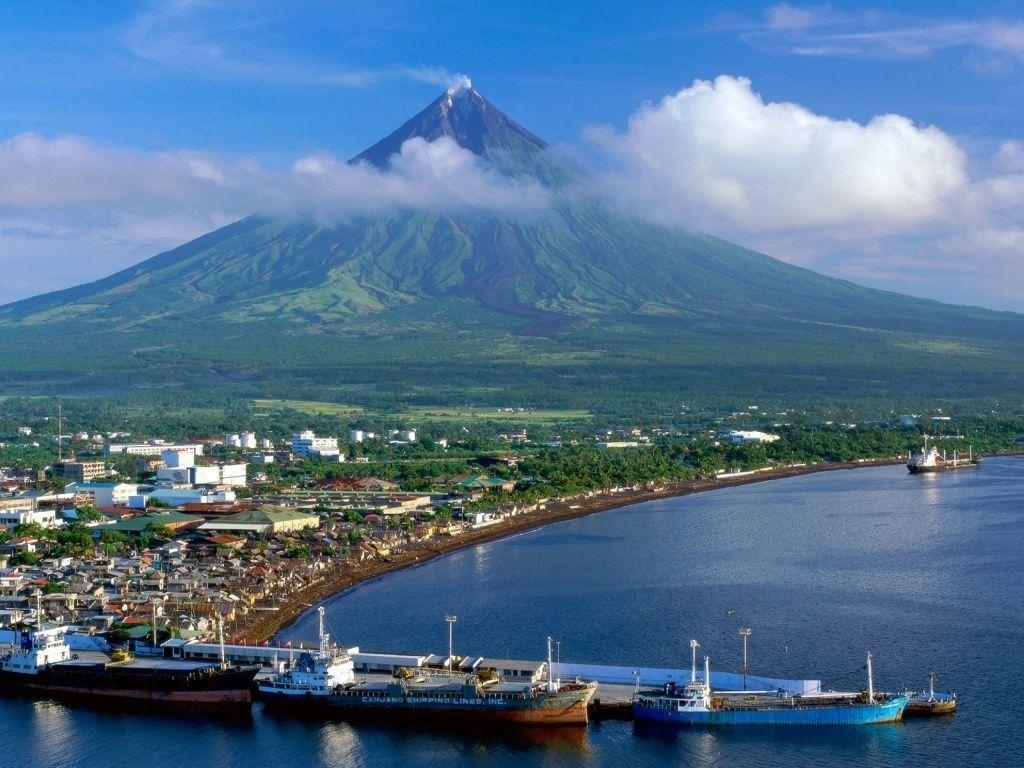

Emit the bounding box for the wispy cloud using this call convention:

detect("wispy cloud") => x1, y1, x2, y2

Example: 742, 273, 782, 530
737, 4, 1024, 67
123, 0, 469, 89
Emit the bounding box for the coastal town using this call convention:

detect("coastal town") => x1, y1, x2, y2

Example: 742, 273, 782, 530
0, 412, 932, 649
3, 403, 1009, 654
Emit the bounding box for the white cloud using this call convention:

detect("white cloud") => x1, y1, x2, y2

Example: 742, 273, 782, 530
2, 75, 1022, 312
282, 137, 550, 222
589, 75, 967, 236
0, 131, 550, 304
746, 6, 1024, 65
764, 3, 836, 30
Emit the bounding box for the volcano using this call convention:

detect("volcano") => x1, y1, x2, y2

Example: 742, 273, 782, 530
1, 85, 1022, 409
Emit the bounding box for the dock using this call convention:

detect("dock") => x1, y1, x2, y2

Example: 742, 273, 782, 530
159, 639, 822, 722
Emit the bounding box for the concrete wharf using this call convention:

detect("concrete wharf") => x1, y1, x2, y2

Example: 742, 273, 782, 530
163, 639, 823, 720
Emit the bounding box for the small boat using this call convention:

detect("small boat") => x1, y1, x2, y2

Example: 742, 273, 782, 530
633, 639, 907, 726
902, 672, 957, 717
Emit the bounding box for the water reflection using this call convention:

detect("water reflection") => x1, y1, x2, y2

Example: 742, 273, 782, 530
632, 721, 907, 768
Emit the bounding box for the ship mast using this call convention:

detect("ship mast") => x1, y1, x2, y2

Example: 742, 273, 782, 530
318, 606, 330, 657
690, 638, 700, 683
547, 636, 555, 692
866, 651, 875, 704
218, 615, 226, 667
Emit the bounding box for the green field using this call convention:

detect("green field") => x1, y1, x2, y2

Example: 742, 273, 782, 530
252, 399, 589, 425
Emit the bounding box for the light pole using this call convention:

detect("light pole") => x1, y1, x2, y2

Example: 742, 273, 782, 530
739, 628, 752, 690
445, 614, 457, 672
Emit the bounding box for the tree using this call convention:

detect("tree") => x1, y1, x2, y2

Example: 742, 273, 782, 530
75, 504, 103, 522
145, 523, 175, 543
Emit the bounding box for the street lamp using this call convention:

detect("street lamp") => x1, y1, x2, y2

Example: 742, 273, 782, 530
739, 628, 752, 690
445, 614, 457, 672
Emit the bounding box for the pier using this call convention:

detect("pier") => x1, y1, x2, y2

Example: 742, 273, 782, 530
159, 638, 822, 720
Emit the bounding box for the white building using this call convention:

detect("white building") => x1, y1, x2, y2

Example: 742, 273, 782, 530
106, 441, 204, 457
64, 482, 138, 507
161, 447, 196, 469
350, 430, 365, 443
724, 430, 781, 444
240, 432, 257, 449
225, 434, 242, 448
0, 507, 57, 530
291, 430, 341, 459
218, 463, 247, 486
155, 463, 247, 487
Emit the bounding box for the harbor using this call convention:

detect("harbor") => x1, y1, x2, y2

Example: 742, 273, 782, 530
1, 458, 1014, 768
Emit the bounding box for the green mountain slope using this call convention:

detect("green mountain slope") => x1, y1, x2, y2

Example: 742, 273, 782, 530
1, 86, 1022, 409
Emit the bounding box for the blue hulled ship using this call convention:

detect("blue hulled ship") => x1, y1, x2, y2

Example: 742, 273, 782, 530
633, 640, 907, 726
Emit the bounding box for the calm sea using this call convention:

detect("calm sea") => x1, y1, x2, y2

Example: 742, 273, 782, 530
2, 458, 1021, 767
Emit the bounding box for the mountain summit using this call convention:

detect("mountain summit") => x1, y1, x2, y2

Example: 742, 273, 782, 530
353, 83, 548, 173
1, 87, 1023, 406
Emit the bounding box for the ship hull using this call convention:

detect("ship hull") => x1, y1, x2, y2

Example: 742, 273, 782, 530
907, 462, 980, 474
0, 665, 258, 706
259, 685, 595, 725
633, 696, 907, 726
904, 696, 956, 717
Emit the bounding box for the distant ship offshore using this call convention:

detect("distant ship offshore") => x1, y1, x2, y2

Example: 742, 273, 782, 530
907, 437, 981, 474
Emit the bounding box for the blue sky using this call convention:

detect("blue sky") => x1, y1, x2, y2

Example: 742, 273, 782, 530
2, 1, 1024, 310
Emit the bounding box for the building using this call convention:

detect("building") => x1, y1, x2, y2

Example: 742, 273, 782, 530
93, 511, 201, 537
55, 461, 106, 483
291, 430, 341, 459
155, 463, 246, 487
197, 506, 320, 535
129, 488, 237, 508
454, 475, 516, 492
723, 430, 781, 444
105, 441, 204, 457
161, 448, 196, 469
64, 481, 138, 507
0, 506, 57, 530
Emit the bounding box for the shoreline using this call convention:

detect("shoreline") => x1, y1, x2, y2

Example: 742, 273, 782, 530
228, 458, 904, 644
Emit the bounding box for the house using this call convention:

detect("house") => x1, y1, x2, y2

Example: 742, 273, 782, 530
453, 475, 516, 493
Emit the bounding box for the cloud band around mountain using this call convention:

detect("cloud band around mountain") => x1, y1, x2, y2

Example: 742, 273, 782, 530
1, 76, 1023, 309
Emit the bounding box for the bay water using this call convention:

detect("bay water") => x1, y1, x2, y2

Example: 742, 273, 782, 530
2, 458, 1021, 767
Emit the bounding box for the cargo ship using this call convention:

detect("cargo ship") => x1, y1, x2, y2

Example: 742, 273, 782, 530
907, 437, 980, 474
0, 603, 258, 707
633, 640, 907, 726
258, 609, 598, 725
